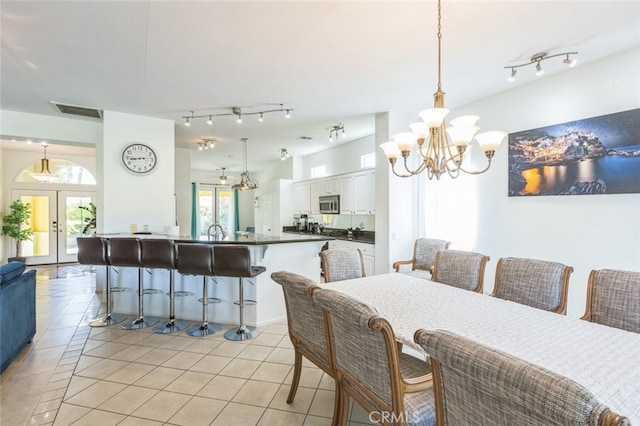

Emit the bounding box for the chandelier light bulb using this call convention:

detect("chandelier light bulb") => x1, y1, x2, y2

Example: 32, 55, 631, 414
198, 144, 203, 151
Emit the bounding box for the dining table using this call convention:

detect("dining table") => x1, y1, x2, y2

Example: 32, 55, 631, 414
321, 272, 640, 424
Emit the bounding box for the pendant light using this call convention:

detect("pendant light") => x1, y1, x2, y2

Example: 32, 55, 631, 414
231, 138, 258, 191
30, 143, 58, 182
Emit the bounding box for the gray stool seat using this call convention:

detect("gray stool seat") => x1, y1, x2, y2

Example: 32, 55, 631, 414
214, 245, 266, 341
77, 237, 127, 327
140, 239, 191, 334
176, 244, 222, 337
109, 238, 159, 330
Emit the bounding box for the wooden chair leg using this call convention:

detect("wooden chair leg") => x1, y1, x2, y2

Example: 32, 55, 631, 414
287, 349, 303, 403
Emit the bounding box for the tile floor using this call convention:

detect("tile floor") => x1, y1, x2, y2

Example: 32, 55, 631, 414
0, 264, 375, 425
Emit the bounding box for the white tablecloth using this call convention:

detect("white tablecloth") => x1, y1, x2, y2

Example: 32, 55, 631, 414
322, 273, 640, 423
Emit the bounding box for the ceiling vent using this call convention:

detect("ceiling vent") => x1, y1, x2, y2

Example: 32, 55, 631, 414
50, 101, 103, 119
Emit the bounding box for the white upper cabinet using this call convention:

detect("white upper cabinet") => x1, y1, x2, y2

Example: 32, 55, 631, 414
310, 181, 321, 214
340, 175, 354, 214
293, 182, 311, 214
320, 177, 340, 195
354, 170, 375, 214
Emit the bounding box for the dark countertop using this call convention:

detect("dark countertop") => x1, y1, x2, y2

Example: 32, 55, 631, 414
282, 227, 375, 245
97, 233, 335, 245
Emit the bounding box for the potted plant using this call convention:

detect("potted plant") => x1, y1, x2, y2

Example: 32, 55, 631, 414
1, 199, 34, 263
79, 202, 97, 235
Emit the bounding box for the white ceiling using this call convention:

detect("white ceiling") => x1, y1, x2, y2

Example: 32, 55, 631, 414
1, 1, 639, 173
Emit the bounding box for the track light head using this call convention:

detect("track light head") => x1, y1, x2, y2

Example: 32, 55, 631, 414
507, 68, 517, 82
206, 116, 213, 125
535, 61, 544, 76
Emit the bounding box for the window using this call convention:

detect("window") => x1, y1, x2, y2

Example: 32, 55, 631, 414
361, 153, 375, 169
15, 159, 96, 184
198, 185, 233, 237
310, 165, 326, 178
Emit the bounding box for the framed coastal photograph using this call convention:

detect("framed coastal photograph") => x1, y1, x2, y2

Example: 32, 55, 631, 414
508, 108, 640, 196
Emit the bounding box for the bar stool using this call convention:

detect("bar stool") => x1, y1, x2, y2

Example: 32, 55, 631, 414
214, 245, 266, 341
139, 239, 191, 334
77, 237, 127, 327
109, 238, 159, 330
176, 243, 222, 337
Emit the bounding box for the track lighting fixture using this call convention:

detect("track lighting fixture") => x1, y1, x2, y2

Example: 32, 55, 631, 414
181, 104, 293, 126
280, 148, 290, 161
196, 139, 215, 151
328, 124, 346, 143
504, 51, 578, 81
219, 167, 228, 185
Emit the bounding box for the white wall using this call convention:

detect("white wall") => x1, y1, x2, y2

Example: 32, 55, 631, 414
101, 111, 175, 234
300, 134, 375, 180
424, 47, 640, 317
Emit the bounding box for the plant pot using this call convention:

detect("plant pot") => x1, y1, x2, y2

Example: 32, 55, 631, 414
7, 256, 27, 264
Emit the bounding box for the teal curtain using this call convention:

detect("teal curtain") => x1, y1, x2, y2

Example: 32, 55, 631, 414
234, 190, 240, 233
191, 182, 198, 238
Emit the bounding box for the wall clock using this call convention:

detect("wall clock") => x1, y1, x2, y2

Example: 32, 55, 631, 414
121, 143, 158, 175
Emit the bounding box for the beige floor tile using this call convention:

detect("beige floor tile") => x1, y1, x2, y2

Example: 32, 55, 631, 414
232, 380, 280, 407
83, 342, 130, 358
130, 390, 192, 422
64, 376, 98, 399
237, 344, 274, 361
318, 372, 336, 391
219, 358, 262, 379
134, 347, 179, 366
109, 344, 154, 361
251, 362, 292, 383
74, 358, 129, 380
103, 362, 155, 384
183, 338, 222, 354
197, 375, 246, 401
265, 347, 295, 365
40, 388, 67, 402
117, 416, 164, 426
136, 333, 175, 348
251, 333, 285, 347
64, 381, 127, 408
161, 350, 204, 370
168, 395, 227, 426
308, 389, 335, 418
27, 410, 58, 425
97, 385, 158, 415
32, 397, 63, 415
261, 323, 289, 336
189, 354, 233, 374
212, 341, 248, 357
211, 401, 266, 426
45, 378, 71, 392
349, 402, 377, 424
112, 331, 151, 346
158, 335, 195, 351
74, 355, 102, 373
52, 403, 91, 425
277, 336, 295, 349
70, 408, 126, 425
258, 408, 306, 426
269, 384, 316, 413
165, 370, 214, 395
133, 366, 183, 389
303, 415, 332, 426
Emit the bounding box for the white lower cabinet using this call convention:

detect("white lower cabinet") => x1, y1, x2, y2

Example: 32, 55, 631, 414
329, 239, 375, 276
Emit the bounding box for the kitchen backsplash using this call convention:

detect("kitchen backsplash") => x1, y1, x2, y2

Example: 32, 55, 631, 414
295, 214, 375, 231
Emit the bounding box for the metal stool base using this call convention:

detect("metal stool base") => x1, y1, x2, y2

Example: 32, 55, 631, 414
89, 313, 128, 327
121, 316, 160, 330
224, 325, 256, 341
153, 319, 191, 334
187, 322, 222, 337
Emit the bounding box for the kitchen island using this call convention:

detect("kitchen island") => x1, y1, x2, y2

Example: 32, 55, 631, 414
95, 233, 333, 327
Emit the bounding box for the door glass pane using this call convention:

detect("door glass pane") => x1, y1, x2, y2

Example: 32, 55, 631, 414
198, 189, 214, 236
217, 189, 232, 236
20, 195, 50, 257
66, 196, 93, 255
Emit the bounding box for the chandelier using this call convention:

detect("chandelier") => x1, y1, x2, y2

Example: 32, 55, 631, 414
182, 104, 292, 126
231, 138, 258, 191
30, 143, 58, 182
380, 0, 506, 180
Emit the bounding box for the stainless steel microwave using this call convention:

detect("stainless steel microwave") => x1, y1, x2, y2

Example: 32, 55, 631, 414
319, 195, 340, 214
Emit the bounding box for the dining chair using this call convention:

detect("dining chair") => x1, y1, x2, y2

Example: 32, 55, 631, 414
414, 329, 630, 426
431, 250, 490, 293
319, 248, 366, 283
270, 271, 334, 405
393, 238, 450, 280
312, 287, 435, 426
491, 257, 573, 314
581, 268, 640, 333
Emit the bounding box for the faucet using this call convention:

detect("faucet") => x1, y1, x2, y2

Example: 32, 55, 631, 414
207, 223, 226, 240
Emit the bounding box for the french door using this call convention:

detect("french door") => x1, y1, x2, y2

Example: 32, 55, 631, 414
197, 185, 233, 237
11, 190, 95, 265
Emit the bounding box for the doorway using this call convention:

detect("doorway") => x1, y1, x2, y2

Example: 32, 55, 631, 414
197, 185, 233, 237
10, 190, 95, 265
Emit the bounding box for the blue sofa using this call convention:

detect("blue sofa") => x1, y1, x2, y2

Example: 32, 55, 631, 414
0, 261, 36, 374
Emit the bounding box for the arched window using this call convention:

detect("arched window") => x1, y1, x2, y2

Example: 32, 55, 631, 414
15, 158, 97, 184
